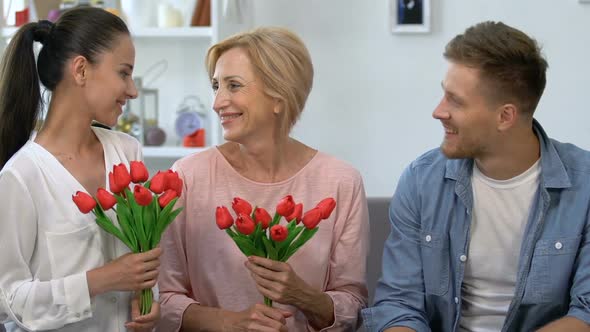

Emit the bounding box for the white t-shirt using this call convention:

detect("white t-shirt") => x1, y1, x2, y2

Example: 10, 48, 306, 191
0, 127, 142, 332
459, 160, 541, 332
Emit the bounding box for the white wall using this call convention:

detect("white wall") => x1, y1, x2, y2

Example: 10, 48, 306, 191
250, 0, 590, 197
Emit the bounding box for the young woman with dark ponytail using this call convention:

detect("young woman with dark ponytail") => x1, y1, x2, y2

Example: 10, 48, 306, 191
0, 7, 161, 332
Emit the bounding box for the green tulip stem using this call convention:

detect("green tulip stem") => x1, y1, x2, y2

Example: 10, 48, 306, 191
264, 296, 273, 307
140, 288, 153, 315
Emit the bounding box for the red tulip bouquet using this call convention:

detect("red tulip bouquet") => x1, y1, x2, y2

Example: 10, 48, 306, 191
72, 161, 183, 315
215, 195, 336, 306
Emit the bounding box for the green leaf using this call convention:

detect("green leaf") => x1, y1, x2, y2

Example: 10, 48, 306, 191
225, 228, 238, 239
126, 188, 148, 251
151, 207, 183, 247
143, 199, 157, 247
277, 225, 304, 260
251, 223, 266, 257
287, 219, 298, 232
281, 227, 319, 262
157, 197, 178, 232
269, 212, 281, 228
115, 195, 139, 252
262, 236, 278, 260
154, 198, 179, 236
93, 204, 132, 248
233, 237, 256, 256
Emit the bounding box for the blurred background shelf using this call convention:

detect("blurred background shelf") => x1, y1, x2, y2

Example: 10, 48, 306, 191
1, 26, 16, 37
130, 26, 212, 38
0, 0, 254, 173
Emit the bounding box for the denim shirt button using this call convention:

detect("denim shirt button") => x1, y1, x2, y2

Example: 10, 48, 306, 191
555, 241, 563, 250
460, 254, 467, 262
454, 297, 459, 304
425, 235, 432, 242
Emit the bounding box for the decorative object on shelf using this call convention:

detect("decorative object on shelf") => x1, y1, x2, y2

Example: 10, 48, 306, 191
174, 95, 207, 146
3, 0, 26, 26
390, 0, 430, 34
14, 7, 28, 26
121, 0, 158, 29
33, 0, 61, 20
115, 60, 168, 145
90, 0, 104, 7
59, 0, 78, 10
183, 128, 205, 147
47, 9, 60, 21
191, 0, 210, 26
133, 77, 167, 146
145, 126, 166, 146
116, 107, 142, 141
222, 0, 244, 24
157, 2, 182, 28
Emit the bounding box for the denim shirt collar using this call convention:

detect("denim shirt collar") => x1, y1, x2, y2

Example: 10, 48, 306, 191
443, 119, 571, 189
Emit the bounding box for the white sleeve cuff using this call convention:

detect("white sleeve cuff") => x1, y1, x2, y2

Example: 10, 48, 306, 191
63, 273, 92, 320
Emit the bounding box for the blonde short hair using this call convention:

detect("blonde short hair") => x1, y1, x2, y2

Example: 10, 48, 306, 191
206, 27, 314, 133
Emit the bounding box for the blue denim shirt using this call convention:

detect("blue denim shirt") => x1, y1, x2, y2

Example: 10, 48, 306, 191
363, 120, 590, 332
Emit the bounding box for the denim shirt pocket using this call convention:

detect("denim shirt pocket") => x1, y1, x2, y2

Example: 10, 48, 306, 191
522, 235, 581, 304
420, 230, 450, 296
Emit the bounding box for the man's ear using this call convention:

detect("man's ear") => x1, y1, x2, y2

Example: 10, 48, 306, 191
71, 55, 88, 86
497, 103, 518, 132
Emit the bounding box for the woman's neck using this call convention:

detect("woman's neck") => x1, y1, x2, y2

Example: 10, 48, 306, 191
220, 137, 316, 183
34, 92, 96, 156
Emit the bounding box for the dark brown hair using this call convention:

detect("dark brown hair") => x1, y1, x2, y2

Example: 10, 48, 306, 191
444, 21, 548, 115
0, 7, 129, 168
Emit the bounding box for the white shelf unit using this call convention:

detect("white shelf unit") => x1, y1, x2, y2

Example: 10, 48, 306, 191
1, 26, 15, 38
130, 26, 212, 38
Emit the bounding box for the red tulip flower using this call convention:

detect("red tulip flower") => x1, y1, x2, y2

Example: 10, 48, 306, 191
235, 213, 256, 235
270, 225, 288, 242
165, 170, 183, 196
216, 194, 336, 308
72, 191, 96, 214
134, 185, 153, 206
130, 161, 149, 183
254, 207, 272, 229
302, 207, 323, 229
150, 171, 166, 194
316, 198, 336, 220
73, 161, 184, 317
113, 163, 131, 189
232, 197, 252, 216
276, 195, 295, 217
96, 188, 117, 210
216, 206, 234, 229
109, 172, 124, 194
285, 203, 303, 224
158, 189, 178, 208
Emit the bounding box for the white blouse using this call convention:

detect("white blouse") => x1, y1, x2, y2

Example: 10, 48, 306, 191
0, 127, 142, 332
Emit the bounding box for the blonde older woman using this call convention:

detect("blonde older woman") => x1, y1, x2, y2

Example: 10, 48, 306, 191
158, 27, 369, 332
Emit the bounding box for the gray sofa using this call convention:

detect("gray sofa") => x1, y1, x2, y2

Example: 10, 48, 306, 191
366, 197, 392, 305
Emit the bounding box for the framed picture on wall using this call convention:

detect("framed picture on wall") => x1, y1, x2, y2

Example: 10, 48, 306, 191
391, 0, 431, 34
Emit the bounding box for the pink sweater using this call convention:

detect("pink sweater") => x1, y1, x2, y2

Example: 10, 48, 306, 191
157, 147, 369, 331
